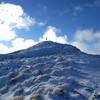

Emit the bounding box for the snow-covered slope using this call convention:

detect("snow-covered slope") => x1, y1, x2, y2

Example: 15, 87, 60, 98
0, 41, 100, 100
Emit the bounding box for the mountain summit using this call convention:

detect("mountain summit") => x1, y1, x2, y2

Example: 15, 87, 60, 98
9, 41, 82, 58
0, 41, 100, 100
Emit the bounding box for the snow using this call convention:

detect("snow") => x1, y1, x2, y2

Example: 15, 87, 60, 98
0, 41, 100, 100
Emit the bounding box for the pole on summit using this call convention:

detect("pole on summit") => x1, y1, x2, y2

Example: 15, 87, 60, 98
46, 37, 48, 41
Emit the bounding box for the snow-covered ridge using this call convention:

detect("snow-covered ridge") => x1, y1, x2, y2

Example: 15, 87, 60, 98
0, 41, 100, 100
0, 41, 82, 59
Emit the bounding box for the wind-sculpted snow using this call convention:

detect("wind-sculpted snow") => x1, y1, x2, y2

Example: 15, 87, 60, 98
0, 41, 100, 100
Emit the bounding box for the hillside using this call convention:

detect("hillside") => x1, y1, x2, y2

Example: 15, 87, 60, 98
0, 41, 100, 100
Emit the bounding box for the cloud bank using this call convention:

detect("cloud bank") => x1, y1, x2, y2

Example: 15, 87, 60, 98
0, 3, 34, 41
0, 25, 68, 54
0, 3, 100, 55
72, 29, 100, 55
0, 2, 68, 54
0, 3, 36, 54
40, 26, 68, 44
0, 38, 37, 54
0, 3, 67, 54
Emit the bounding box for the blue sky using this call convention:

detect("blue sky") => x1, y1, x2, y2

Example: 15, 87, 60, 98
0, 0, 100, 54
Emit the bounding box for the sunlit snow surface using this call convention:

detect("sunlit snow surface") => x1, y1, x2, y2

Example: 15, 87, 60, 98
0, 41, 100, 100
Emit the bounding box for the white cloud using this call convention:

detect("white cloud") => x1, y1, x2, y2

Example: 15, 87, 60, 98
0, 44, 9, 54
72, 29, 100, 54
37, 21, 46, 26
74, 30, 94, 41
11, 38, 37, 51
0, 26, 68, 54
40, 26, 68, 44
0, 3, 67, 54
0, 38, 37, 54
0, 3, 34, 41
0, 3, 68, 54
0, 24, 16, 41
